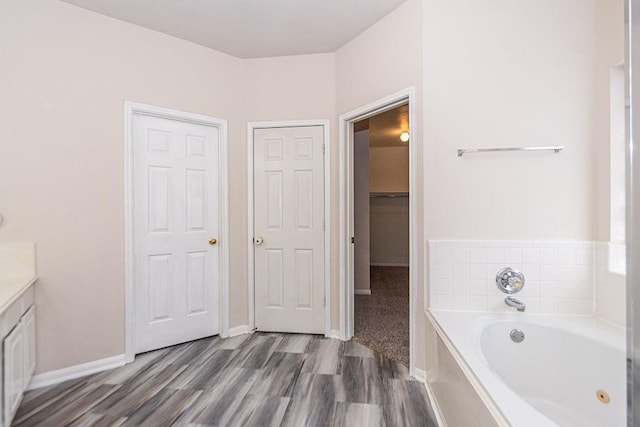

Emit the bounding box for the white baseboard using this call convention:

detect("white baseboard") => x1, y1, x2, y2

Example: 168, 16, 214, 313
28, 354, 126, 391
412, 366, 427, 382
423, 378, 448, 427
370, 262, 410, 267
326, 329, 342, 340
228, 325, 252, 337
354, 289, 371, 295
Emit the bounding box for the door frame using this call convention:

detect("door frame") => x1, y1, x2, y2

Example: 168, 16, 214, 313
124, 101, 230, 363
338, 87, 418, 374
247, 120, 331, 336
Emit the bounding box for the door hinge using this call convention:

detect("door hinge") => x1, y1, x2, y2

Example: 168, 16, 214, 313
351, 236, 355, 244
322, 143, 325, 154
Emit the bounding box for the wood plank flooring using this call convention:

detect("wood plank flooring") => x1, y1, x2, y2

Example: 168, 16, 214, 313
14, 333, 438, 426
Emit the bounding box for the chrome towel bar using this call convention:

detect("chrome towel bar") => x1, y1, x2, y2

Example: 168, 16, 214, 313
457, 145, 565, 157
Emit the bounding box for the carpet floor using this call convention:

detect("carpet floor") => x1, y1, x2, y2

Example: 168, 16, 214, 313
354, 266, 409, 367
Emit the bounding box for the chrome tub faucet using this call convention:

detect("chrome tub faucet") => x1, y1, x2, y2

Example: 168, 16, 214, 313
505, 296, 526, 312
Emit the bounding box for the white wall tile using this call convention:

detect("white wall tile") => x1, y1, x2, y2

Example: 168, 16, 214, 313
558, 298, 578, 315
519, 281, 540, 297
469, 264, 487, 280
453, 247, 470, 263
524, 298, 540, 313
540, 298, 559, 314
522, 248, 540, 264
452, 263, 469, 280
470, 280, 487, 296
486, 248, 505, 263
576, 247, 593, 265
435, 263, 453, 279
433, 294, 453, 310
504, 248, 522, 264
575, 299, 593, 316
452, 280, 470, 296
469, 296, 488, 311
434, 278, 453, 295
487, 295, 507, 312
593, 242, 626, 327
521, 265, 540, 281
453, 295, 470, 310
486, 264, 504, 281
540, 248, 559, 265
540, 265, 558, 281
558, 248, 576, 265
540, 282, 559, 298
469, 247, 487, 263
436, 246, 453, 263
428, 240, 596, 316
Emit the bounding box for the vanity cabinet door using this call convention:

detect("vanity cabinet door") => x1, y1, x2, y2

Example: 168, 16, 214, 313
4, 322, 24, 426
23, 306, 36, 388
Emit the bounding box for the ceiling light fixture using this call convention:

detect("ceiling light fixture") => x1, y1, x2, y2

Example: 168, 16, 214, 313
400, 131, 410, 142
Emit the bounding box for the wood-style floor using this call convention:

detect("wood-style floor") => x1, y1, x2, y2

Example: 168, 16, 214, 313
15, 333, 438, 426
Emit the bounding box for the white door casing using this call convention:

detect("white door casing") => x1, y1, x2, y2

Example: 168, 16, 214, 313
339, 88, 418, 376
253, 126, 326, 334
126, 103, 228, 356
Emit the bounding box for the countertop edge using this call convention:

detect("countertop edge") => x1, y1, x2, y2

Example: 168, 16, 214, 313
0, 275, 37, 315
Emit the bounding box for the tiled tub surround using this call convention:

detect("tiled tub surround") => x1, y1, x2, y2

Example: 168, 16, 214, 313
595, 242, 626, 327
428, 241, 595, 315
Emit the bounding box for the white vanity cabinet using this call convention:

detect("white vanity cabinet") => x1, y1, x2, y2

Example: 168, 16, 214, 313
4, 321, 24, 425
0, 288, 36, 427
0, 242, 38, 426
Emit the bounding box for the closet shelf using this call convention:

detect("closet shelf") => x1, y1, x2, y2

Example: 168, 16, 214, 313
369, 192, 409, 198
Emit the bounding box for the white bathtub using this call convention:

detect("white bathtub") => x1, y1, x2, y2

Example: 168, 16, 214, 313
430, 310, 626, 427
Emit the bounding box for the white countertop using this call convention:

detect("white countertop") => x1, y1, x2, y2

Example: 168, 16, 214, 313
0, 242, 37, 313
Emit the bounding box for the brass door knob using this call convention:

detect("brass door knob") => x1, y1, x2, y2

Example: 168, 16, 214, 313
209, 238, 217, 245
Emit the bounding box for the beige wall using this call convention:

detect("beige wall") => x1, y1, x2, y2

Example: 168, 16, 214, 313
594, 0, 625, 241
422, 0, 599, 403
243, 53, 337, 328
370, 198, 410, 266
369, 146, 410, 192
423, 0, 597, 241
354, 131, 371, 292
4, 0, 601, 386
0, 0, 244, 373
336, 0, 425, 366
1, 0, 424, 374
244, 54, 336, 122
369, 146, 410, 267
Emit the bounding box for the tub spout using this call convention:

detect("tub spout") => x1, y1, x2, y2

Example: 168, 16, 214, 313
505, 296, 526, 312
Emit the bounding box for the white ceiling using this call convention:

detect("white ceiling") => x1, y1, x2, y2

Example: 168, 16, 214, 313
58, 0, 408, 59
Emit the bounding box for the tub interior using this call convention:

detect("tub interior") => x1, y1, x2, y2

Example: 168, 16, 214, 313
479, 320, 626, 427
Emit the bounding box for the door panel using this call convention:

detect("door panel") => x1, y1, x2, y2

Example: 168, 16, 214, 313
254, 126, 325, 334
134, 114, 220, 353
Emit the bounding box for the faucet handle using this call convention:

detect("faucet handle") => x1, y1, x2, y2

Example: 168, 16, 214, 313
496, 267, 525, 294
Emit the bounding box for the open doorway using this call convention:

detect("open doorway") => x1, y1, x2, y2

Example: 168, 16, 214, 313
339, 87, 417, 375
352, 104, 410, 366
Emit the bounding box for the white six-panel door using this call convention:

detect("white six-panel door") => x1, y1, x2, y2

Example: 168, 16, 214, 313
253, 126, 325, 334
133, 114, 220, 353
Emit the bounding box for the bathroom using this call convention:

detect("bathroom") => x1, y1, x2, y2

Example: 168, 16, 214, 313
1, 0, 639, 425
